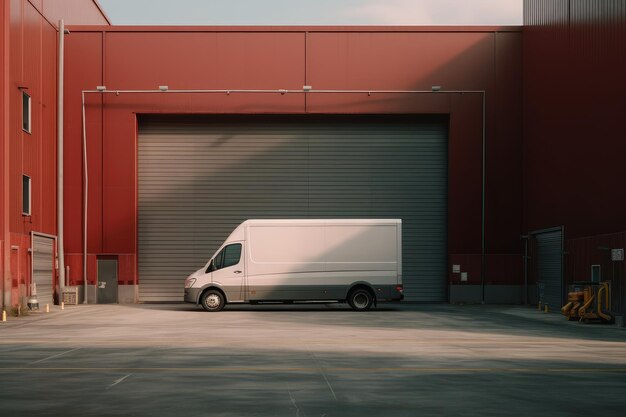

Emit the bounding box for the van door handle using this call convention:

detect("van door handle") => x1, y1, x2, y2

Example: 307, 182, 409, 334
234, 270, 242, 274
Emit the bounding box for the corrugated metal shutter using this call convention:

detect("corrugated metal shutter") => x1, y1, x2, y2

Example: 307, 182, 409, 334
32, 234, 54, 306
138, 116, 447, 302
534, 228, 563, 310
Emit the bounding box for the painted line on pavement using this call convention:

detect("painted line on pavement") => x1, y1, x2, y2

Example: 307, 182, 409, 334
29, 348, 81, 365
1, 367, 626, 374
107, 373, 132, 389
2, 339, 626, 347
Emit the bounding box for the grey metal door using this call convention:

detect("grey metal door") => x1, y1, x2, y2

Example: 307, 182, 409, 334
138, 115, 448, 302
97, 259, 118, 304
32, 234, 54, 307
534, 228, 563, 311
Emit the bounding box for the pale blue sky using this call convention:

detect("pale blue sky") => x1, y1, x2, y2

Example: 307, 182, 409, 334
98, 0, 523, 26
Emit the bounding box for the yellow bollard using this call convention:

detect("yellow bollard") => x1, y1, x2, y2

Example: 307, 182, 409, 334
537, 303, 542, 311
544, 305, 549, 313
46, 304, 50, 313
2, 310, 6, 322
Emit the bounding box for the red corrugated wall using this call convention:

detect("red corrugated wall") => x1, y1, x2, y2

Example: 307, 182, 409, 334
1, 0, 108, 307
5, 0, 59, 305
523, 0, 626, 311
63, 26, 524, 290
523, 0, 626, 237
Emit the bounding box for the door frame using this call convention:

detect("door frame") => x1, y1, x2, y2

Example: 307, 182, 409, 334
97, 256, 119, 304
528, 225, 564, 309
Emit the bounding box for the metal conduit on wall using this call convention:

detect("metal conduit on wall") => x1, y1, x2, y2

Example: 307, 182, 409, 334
81, 88, 486, 303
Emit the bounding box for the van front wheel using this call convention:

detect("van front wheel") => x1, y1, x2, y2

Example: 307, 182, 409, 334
348, 288, 374, 311
200, 290, 225, 312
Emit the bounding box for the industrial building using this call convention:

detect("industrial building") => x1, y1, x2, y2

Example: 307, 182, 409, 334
1, 1, 624, 315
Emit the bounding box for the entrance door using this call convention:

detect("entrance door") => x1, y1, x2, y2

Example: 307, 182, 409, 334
532, 227, 563, 311
32, 234, 55, 307
97, 259, 118, 304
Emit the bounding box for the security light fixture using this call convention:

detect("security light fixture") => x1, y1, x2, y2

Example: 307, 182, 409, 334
96, 85, 106, 92
159, 85, 169, 91
303, 85, 312, 92
431, 85, 441, 92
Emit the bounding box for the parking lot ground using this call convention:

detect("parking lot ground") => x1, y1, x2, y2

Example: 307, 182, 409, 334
1, 303, 626, 416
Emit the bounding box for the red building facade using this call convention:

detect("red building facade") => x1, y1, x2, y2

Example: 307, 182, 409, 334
2, 0, 623, 312
59, 25, 523, 303
523, 0, 626, 313
0, 0, 108, 310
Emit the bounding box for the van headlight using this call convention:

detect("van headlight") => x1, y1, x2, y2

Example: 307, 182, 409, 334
184, 278, 197, 288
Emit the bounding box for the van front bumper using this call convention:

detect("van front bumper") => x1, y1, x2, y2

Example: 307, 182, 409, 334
184, 288, 202, 304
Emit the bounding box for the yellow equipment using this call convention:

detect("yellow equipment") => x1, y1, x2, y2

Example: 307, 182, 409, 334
561, 282, 612, 323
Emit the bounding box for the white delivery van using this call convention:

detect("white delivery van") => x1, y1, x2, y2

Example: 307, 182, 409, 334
184, 219, 403, 311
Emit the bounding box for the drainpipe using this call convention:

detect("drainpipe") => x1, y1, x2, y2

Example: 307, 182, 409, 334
57, 20, 66, 298
81, 87, 486, 304
2, 0, 10, 311
480, 92, 486, 305
82, 91, 88, 304
522, 235, 529, 305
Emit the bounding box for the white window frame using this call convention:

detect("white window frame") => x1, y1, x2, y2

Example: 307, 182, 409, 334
22, 90, 31, 134
22, 174, 31, 216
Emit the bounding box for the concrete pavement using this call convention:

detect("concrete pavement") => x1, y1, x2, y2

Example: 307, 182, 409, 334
1, 303, 625, 416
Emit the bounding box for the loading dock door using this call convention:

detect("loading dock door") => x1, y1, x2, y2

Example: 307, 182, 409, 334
32, 234, 54, 307
533, 228, 563, 311
138, 115, 448, 302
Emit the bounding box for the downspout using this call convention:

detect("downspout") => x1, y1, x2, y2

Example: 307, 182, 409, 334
522, 235, 529, 305
57, 20, 65, 297
81, 87, 486, 305
81, 91, 88, 303
481, 92, 486, 304
2, 0, 10, 311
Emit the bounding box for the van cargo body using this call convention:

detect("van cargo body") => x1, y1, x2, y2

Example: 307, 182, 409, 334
184, 219, 403, 311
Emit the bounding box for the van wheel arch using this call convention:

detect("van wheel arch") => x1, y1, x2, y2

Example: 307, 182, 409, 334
347, 284, 376, 311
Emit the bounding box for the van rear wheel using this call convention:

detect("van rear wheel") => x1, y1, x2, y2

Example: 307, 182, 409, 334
348, 288, 374, 311
200, 290, 225, 312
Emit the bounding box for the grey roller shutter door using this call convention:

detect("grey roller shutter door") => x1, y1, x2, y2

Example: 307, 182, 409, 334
535, 229, 563, 310
32, 234, 54, 306
138, 116, 447, 302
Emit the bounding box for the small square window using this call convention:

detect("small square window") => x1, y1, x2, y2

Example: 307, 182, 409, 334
22, 91, 31, 133
22, 175, 31, 215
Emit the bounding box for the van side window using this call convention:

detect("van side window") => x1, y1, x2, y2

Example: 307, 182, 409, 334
223, 244, 242, 268
213, 249, 225, 271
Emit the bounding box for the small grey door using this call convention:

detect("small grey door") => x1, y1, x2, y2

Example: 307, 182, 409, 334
32, 234, 54, 307
533, 228, 563, 311
97, 259, 118, 304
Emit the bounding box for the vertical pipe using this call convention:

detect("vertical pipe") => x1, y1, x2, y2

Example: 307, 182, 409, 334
481, 91, 486, 304
82, 92, 88, 304
30, 232, 33, 299
524, 237, 528, 305
2, 0, 11, 311
57, 20, 65, 298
